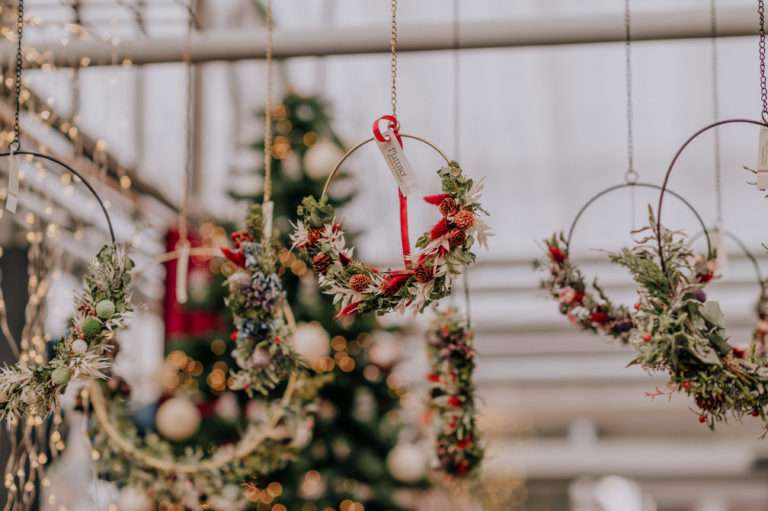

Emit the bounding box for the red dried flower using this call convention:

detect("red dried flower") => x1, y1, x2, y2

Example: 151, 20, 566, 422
548, 245, 567, 264
424, 193, 451, 206
430, 218, 450, 240
590, 311, 610, 324
221, 247, 245, 267
381, 271, 413, 295
447, 395, 462, 407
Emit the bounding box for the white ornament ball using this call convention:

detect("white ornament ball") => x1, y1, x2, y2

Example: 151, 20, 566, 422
387, 443, 427, 483
117, 486, 153, 511
71, 339, 88, 354
293, 322, 330, 364
214, 392, 240, 422
304, 139, 343, 180
369, 332, 402, 369
156, 397, 201, 441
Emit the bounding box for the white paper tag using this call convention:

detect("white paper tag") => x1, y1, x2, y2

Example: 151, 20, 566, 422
757, 127, 768, 190
374, 128, 416, 196
6, 151, 18, 213
175, 241, 190, 305
711, 226, 728, 275
262, 201, 274, 241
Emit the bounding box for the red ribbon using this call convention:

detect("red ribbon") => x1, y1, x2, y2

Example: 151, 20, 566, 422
373, 115, 412, 268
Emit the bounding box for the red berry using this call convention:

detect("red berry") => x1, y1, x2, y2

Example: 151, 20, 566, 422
447, 395, 462, 407
634, 303, 641, 311
643, 334, 652, 343
230, 330, 239, 341
681, 381, 690, 391
427, 373, 440, 383
752, 410, 760, 417
698, 415, 707, 424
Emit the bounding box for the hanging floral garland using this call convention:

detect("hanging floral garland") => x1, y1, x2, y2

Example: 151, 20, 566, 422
0, 244, 133, 421
223, 205, 306, 394
612, 211, 768, 428
291, 161, 490, 317
425, 308, 483, 477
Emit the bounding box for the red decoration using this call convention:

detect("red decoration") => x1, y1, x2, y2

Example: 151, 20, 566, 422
430, 218, 449, 240
447, 395, 462, 407
424, 193, 451, 206
590, 311, 610, 324
221, 247, 245, 267
380, 270, 414, 296
548, 245, 567, 264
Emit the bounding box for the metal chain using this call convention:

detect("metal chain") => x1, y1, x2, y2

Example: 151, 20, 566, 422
760, 0, 768, 121
711, 0, 723, 224
624, 0, 638, 184
390, 0, 398, 118
11, 0, 24, 151
263, 0, 273, 204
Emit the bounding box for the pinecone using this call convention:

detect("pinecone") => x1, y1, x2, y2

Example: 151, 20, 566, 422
414, 264, 434, 283
454, 209, 475, 230
695, 393, 725, 413
439, 197, 459, 217
312, 252, 332, 273
448, 229, 466, 249
348, 273, 372, 293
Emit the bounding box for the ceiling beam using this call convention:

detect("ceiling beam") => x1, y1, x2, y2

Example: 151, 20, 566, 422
3, 5, 760, 68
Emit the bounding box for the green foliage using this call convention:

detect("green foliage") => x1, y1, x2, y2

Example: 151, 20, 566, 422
610, 210, 768, 429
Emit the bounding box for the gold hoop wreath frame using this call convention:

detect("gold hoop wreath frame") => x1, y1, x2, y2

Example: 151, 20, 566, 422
291, 116, 491, 317
84, 207, 325, 507
616, 118, 768, 429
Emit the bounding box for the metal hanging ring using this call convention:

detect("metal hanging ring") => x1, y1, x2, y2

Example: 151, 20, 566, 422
320, 133, 451, 201
624, 169, 639, 184
656, 118, 768, 273
566, 181, 712, 257
0, 150, 116, 244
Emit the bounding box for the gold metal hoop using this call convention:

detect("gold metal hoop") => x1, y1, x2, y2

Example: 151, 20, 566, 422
88, 273, 301, 474
320, 133, 451, 201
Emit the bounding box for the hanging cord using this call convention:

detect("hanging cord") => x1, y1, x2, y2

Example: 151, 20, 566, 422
10, 0, 23, 151
390, 0, 398, 119
711, 0, 723, 225
760, 0, 768, 122
624, 0, 638, 232
263, 0, 273, 206
172, 4, 196, 304
450, 0, 471, 327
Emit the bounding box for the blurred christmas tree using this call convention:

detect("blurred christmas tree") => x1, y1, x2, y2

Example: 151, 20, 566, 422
229, 92, 430, 510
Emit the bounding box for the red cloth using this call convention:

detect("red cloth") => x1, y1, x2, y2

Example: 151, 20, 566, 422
163, 228, 221, 339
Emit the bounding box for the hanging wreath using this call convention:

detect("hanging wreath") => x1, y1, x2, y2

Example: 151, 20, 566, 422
0, 149, 134, 422
0, 244, 132, 421
425, 308, 483, 478
612, 210, 768, 428
84, 205, 327, 507
536, 183, 714, 344
291, 121, 490, 317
